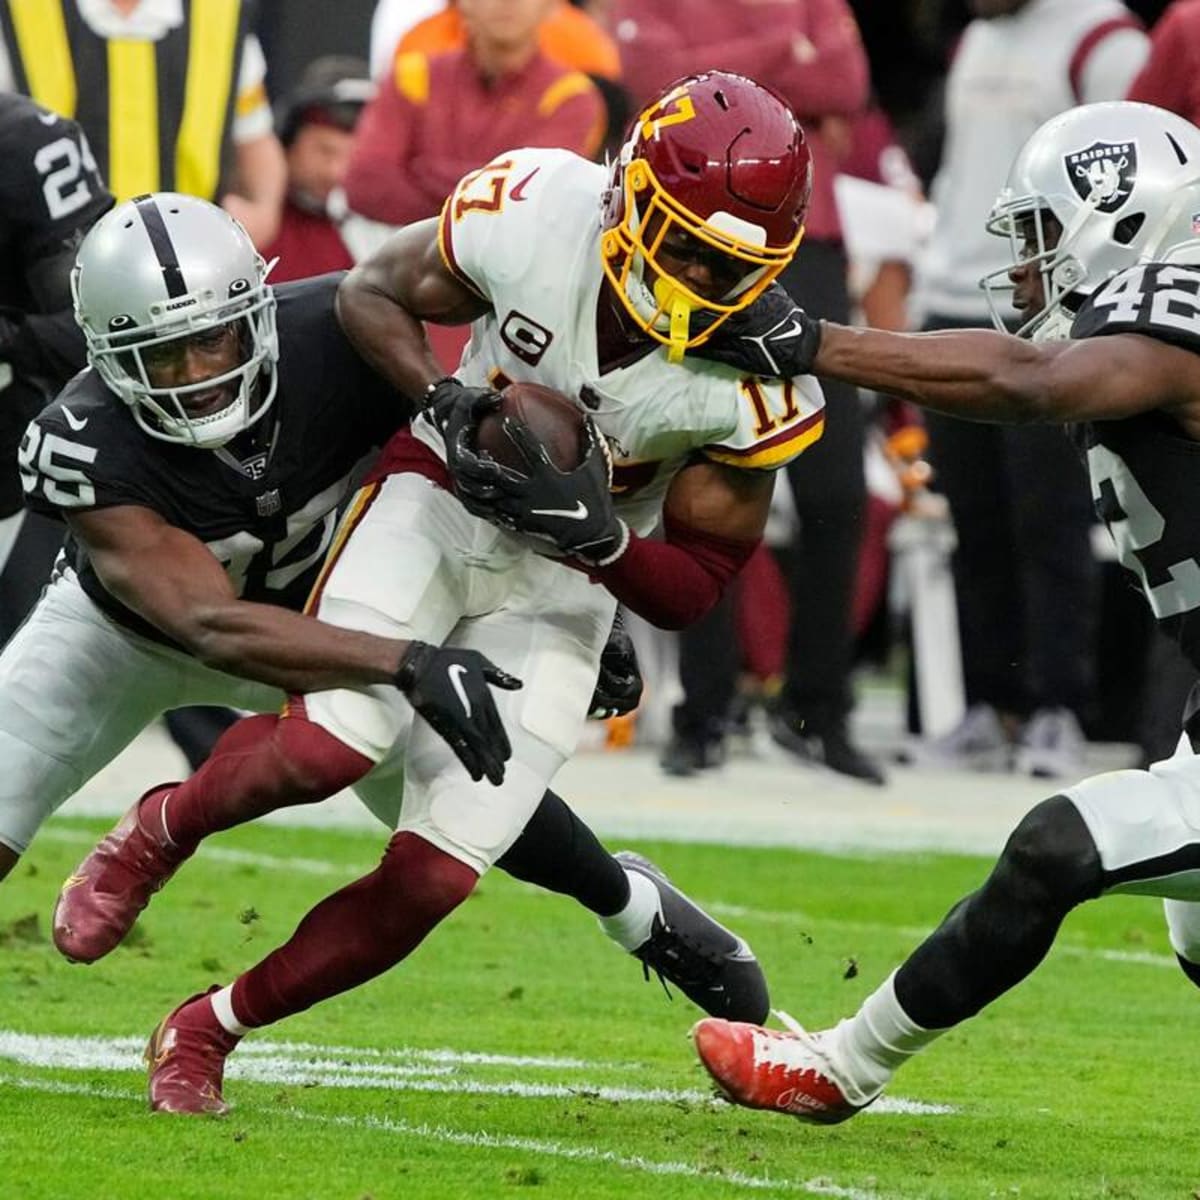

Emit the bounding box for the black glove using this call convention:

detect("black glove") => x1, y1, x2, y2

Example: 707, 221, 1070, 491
453, 416, 629, 565
687, 282, 822, 379
589, 609, 643, 719
394, 640, 522, 785
422, 376, 502, 473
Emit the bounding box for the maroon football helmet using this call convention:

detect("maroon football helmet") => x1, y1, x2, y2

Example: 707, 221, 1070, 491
600, 71, 811, 359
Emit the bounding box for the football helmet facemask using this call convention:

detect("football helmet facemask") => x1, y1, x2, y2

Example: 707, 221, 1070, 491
72, 193, 279, 448
600, 71, 811, 361
982, 101, 1200, 341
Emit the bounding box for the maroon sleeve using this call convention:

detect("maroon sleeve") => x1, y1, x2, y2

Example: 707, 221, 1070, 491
588, 516, 759, 630
343, 65, 443, 225
1125, 3, 1200, 123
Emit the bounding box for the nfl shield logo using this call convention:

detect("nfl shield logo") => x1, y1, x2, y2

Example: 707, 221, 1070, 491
1065, 140, 1138, 213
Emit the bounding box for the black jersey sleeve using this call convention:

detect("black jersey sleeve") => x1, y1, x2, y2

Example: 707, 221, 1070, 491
273, 273, 412, 446
1071, 263, 1200, 355
18, 375, 150, 521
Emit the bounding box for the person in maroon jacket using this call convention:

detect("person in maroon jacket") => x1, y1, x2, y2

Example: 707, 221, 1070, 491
612, 0, 882, 783
343, 0, 606, 228
260, 57, 374, 284
1126, 0, 1200, 124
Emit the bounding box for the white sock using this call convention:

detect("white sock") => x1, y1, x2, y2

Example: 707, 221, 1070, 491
828, 971, 945, 1104
598, 868, 660, 951
210, 985, 251, 1037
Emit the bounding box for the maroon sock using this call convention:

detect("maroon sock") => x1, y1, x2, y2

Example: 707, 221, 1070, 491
230, 832, 478, 1028
146, 713, 372, 850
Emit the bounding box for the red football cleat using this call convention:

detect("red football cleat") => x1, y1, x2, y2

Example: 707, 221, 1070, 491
53, 785, 190, 963
146, 988, 241, 1115
691, 1016, 866, 1125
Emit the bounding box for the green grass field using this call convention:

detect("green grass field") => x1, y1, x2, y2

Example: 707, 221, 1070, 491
1, 816, 1198, 1200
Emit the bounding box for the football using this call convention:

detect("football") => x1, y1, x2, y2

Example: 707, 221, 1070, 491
475, 381, 586, 473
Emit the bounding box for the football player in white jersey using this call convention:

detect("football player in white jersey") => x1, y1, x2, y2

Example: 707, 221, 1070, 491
689, 101, 1200, 1122
100, 70, 824, 1113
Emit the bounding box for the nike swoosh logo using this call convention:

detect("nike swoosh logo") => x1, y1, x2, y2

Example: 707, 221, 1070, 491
767, 319, 804, 342
529, 500, 588, 520
509, 168, 540, 202
728, 935, 757, 963
447, 663, 473, 718
61, 405, 88, 432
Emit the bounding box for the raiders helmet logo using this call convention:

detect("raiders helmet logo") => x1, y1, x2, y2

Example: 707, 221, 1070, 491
1065, 140, 1137, 213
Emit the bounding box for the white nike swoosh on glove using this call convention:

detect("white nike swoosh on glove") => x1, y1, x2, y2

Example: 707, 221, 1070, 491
447, 663, 473, 717
767, 319, 804, 342
529, 501, 589, 520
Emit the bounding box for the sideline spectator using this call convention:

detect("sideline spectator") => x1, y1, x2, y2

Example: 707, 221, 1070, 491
262, 57, 374, 284
344, 0, 606, 228
397, 0, 619, 80
908, 0, 1147, 779
397, 0, 627, 156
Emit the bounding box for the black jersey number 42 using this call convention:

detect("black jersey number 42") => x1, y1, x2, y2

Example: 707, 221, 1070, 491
1089, 264, 1200, 338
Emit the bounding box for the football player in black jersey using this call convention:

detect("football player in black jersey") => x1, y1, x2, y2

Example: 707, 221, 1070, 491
12, 192, 521, 844
0, 93, 111, 635
16, 194, 767, 1066
689, 101, 1200, 1121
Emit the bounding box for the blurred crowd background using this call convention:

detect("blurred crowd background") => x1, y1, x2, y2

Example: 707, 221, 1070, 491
2, 0, 1192, 790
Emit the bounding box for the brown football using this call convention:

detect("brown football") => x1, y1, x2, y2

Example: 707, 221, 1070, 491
475, 381, 586, 472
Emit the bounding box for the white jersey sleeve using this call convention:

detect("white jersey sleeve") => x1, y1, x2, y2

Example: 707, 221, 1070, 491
700, 374, 826, 471
436, 147, 600, 305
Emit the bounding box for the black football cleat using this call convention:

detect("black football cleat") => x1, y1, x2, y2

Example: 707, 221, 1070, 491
615, 850, 769, 1023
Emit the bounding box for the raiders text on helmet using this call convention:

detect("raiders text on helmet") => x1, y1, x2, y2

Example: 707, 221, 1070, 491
71, 193, 279, 447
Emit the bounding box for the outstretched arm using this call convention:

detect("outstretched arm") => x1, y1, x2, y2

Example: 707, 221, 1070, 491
70, 504, 520, 783
690, 281, 1200, 434
814, 322, 1200, 431
73, 504, 407, 692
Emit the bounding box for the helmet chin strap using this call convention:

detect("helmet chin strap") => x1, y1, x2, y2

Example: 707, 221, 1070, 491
654, 277, 693, 363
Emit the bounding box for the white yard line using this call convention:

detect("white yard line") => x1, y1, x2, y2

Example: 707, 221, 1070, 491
3, 1075, 890, 1199
0, 1029, 953, 1118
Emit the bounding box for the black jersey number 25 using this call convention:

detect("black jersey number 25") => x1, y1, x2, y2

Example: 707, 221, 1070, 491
18, 424, 97, 507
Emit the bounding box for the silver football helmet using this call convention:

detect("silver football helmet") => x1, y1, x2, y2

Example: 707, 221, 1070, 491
71, 193, 278, 447
981, 102, 1200, 341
